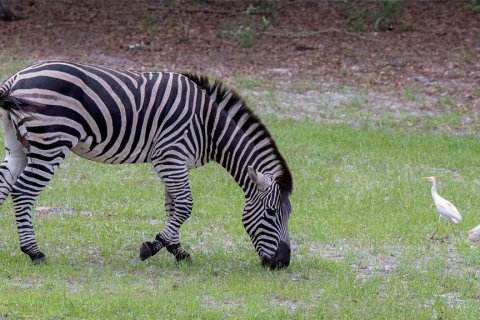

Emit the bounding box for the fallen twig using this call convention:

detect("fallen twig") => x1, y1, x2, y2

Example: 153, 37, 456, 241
148, 6, 234, 14
263, 28, 380, 42
147, 5, 272, 15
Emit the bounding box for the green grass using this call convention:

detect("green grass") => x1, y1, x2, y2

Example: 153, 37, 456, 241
1, 59, 480, 318
0, 56, 31, 83
1, 117, 480, 318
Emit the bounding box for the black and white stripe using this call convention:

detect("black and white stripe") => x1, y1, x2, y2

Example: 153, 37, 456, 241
0, 61, 293, 269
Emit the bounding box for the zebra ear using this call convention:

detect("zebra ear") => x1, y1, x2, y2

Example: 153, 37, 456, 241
248, 166, 272, 190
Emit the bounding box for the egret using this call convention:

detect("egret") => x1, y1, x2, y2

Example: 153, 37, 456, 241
423, 176, 462, 239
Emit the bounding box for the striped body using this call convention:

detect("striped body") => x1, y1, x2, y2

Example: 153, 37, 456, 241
0, 61, 293, 269
3, 63, 202, 164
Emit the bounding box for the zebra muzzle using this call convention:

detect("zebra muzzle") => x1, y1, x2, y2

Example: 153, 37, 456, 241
261, 241, 291, 270
165, 243, 191, 263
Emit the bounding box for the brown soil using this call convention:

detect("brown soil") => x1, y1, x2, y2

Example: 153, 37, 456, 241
1, 0, 479, 100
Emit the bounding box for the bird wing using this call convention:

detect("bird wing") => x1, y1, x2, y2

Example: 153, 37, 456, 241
435, 196, 462, 222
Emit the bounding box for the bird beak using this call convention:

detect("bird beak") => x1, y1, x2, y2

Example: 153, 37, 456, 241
422, 177, 429, 181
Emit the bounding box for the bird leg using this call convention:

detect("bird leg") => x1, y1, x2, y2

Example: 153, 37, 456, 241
429, 225, 439, 240
451, 224, 459, 239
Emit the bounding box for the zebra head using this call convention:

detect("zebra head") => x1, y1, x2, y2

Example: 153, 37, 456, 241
244, 166, 292, 269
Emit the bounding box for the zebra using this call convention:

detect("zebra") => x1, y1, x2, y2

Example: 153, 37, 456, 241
0, 61, 293, 269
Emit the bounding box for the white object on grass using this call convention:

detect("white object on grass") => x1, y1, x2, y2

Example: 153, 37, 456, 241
468, 224, 480, 242
423, 176, 462, 238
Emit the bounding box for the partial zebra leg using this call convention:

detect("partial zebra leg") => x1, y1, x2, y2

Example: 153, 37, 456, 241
140, 160, 193, 262
140, 188, 175, 259
164, 188, 174, 223
10, 144, 70, 263
0, 111, 27, 204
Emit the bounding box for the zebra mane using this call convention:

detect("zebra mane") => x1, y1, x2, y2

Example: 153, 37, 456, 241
182, 73, 293, 195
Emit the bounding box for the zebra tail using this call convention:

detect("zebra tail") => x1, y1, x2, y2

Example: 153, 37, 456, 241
0, 92, 42, 119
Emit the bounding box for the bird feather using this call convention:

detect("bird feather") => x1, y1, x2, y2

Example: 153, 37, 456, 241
434, 195, 462, 222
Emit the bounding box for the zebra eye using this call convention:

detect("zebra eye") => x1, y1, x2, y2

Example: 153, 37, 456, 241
265, 208, 276, 218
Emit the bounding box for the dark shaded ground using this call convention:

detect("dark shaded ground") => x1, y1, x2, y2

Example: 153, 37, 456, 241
0, 0, 479, 104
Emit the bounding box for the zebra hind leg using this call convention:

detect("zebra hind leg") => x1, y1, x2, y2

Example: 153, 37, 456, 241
0, 149, 27, 204
140, 162, 192, 263
10, 146, 70, 264
0, 111, 27, 204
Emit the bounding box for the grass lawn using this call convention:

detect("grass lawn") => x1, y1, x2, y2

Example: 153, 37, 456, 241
1, 117, 480, 319
1, 59, 480, 318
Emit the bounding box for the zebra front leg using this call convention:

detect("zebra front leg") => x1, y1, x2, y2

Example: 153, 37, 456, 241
140, 191, 193, 262
155, 190, 193, 262
139, 188, 174, 260
164, 188, 175, 223
140, 164, 193, 262
10, 149, 68, 264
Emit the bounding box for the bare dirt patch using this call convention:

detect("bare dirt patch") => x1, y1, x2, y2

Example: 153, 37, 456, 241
243, 79, 480, 134
34, 206, 96, 219
1, 1, 478, 132
294, 239, 403, 281
1, 1, 478, 96
201, 295, 245, 312
298, 237, 479, 286
35, 206, 76, 217
271, 295, 304, 314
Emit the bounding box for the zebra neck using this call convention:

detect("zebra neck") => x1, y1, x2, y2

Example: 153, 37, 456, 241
183, 72, 292, 197
208, 112, 271, 196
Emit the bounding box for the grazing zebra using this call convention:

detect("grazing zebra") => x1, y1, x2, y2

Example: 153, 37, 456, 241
0, 61, 293, 269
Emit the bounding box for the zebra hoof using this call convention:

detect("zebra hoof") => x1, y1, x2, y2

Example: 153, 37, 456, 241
175, 251, 192, 263
30, 252, 47, 265
164, 243, 191, 263
139, 240, 162, 261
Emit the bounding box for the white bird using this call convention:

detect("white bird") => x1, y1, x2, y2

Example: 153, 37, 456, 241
423, 176, 462, 239
468, 224, 480, 242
